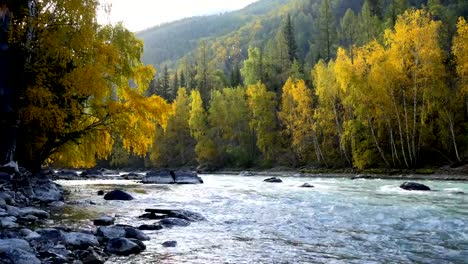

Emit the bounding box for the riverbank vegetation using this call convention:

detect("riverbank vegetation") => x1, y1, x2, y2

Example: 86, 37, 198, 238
3, 1, 468, 172
118, 1, 468, 171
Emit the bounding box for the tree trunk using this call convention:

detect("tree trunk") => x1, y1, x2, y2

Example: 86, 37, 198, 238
369, 118, 390, 167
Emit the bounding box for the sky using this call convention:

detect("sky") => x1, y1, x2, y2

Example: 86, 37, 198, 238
98, 0, 259, 32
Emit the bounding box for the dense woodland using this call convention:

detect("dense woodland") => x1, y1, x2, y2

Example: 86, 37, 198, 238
119, 0, 468, 170
3, 0, 468, 171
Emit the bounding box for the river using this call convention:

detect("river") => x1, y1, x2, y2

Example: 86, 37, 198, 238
55, 175, 468, 264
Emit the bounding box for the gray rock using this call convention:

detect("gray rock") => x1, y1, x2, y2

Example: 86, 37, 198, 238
64, 232, 99, 249
162, 240, 177, 247
264, 177, 282, 183
18, 207, 50, 219
142, 170, 175, 184
129, 239, 146, 251
103, 190, 134, 201
173, 171, 203, 184
124, 227, 150, 241
19, 229, 41, 241
138, 224, 163, 231
32, 180, 64, 203
300, 183, 314, 188
79, 248, 105, 264
0, 172, 12, 182
35, 228, 65, 244
6, 205, 20, 217
0, 239, 33, 253
93, 216, 114, 226
121, 172, 142, 180
160, 218, 191, 227
0, 216, 19, 228
97, 190, 104, 196
96, 226, 126, 239
0, 191, 13, 205
17, 214, 38, 224
81, 169, 103, 178
144, 209, 206, 221
0, 248, 41, 264
55, 170, 80, 180
400, 182, 431, 191
0, 198, 6, 207
49, 201, 65, 207
106, 238, 142, 256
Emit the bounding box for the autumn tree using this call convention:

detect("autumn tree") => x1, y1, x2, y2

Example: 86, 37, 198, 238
189, 90, 217, 165
10, 0, 169, 170
246, 83, 278, 163
279, 78, 325, 166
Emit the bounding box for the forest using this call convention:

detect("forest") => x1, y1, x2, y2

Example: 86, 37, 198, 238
117, 0, 468, 170
2, 0, 468, 172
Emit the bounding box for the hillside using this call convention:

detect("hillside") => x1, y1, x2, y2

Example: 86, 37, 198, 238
137, 0, 289, 69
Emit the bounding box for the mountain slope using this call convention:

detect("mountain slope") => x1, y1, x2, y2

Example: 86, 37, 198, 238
137, 0, 289, 69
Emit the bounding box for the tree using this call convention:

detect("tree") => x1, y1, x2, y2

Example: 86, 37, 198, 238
318, 0, 337, 61
246, 83, 278, 162
283, 14, 298, 63
241, 46, 264, 86
358, 0, 382, 45
172, 70, 179, 100
339, 9, 358, 61
189, 90, 217, 164
279, 78, 326, 166
8, 0, 170, 170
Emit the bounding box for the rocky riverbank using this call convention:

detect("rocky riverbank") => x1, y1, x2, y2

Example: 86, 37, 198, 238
0, 165, 205, 263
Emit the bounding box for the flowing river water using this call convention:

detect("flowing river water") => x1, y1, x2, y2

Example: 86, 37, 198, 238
55, 175, 468, 264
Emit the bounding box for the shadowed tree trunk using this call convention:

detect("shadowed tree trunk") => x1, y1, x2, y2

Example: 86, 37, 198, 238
0, 0, 34, 169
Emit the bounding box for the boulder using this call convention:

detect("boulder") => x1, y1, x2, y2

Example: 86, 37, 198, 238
400, 182, 431, 191
0, 216, 19, 228
97, 190, 104, 196
138, 224, 163, 231
0, 239, 33, 253
0, 161, 19, 175
0, 172, 12, 182
93, 216, 115, 226
159, 218, 191, 227
0, 248, 41, 264
35, 228, 65, 244
80, 169, 103, 178
18, 207, 50, 219
19, 229, 41, 241
173, 171, 203, 184
300, 183, 314, 188
162, 241, 177, 247
55, 170, 80, 180
129, 239, 147, 251
263, 177, 282, 183
121, 172, 141, 180
106, 238, 142, 256
32, 179, 64, 203
64, 232, 99, 249
78, 249, 105, 264
138, 212, 166, 220
103, 190, 134, 201
123, 227, 150, 241
142, 170, 175, 184
96, 226, 126, 240
145, 209, 206, 222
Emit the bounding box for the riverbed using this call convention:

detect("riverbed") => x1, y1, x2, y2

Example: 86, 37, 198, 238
55, 175, 468, 264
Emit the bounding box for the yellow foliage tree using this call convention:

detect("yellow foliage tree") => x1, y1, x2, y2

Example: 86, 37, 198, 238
246, 83, 278, 162
10, 0, 170, 169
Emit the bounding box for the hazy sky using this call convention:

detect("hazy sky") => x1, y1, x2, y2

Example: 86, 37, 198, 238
99, 0, 259, 32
